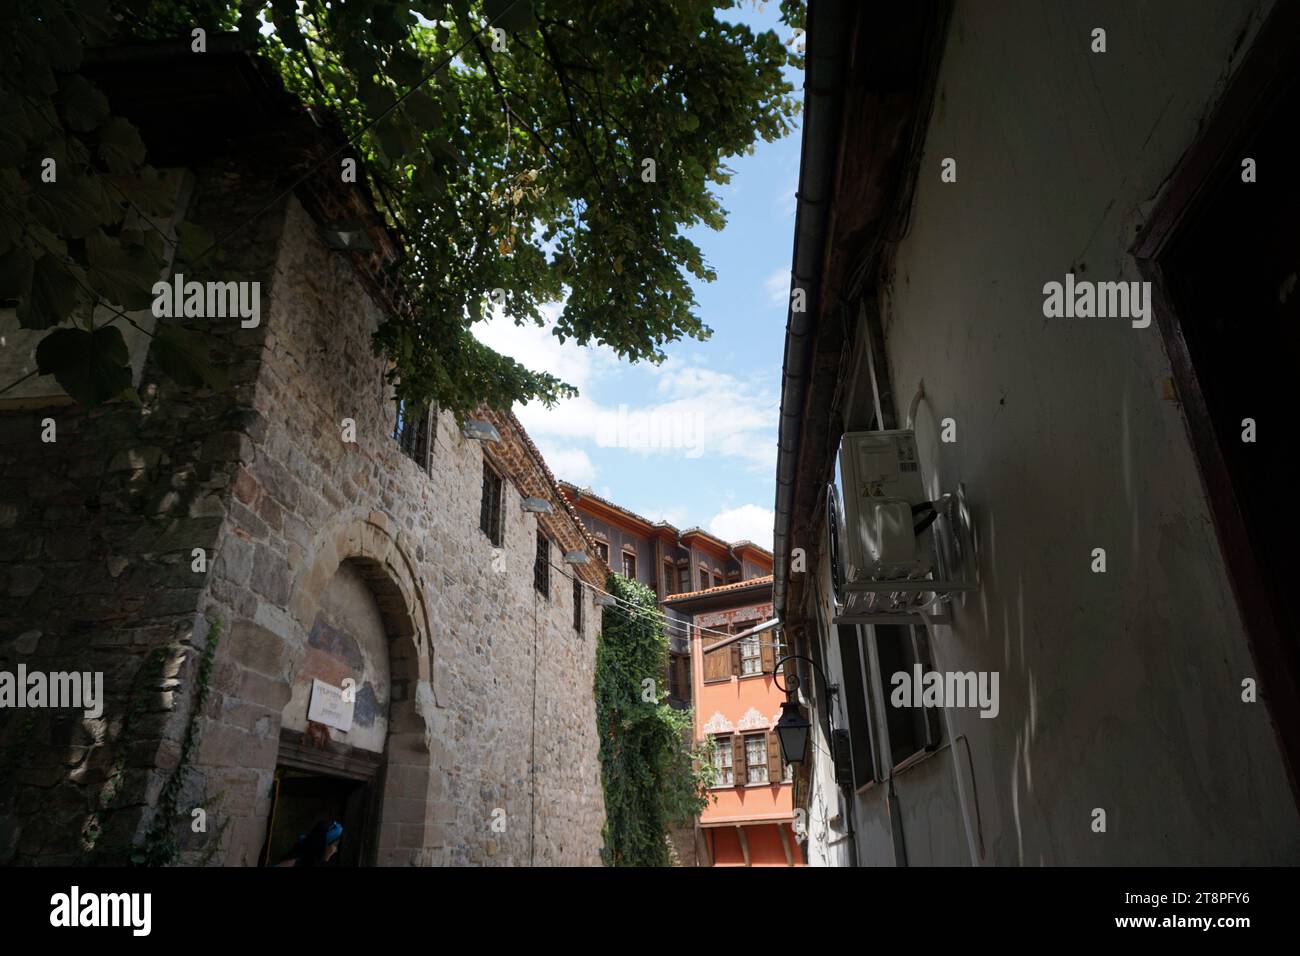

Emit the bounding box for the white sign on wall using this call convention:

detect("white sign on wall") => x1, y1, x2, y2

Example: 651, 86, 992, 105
307, 678, 354, 733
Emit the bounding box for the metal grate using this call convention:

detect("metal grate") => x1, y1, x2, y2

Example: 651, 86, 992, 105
534, 531, 549, 597
393, 400, 431, 470
479, 462, 503, 545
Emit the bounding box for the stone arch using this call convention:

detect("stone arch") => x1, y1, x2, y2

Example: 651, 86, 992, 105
285, 510, 441, 865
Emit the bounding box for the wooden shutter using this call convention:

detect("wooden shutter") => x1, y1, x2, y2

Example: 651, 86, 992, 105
732, 734, 747, 786
760, 635, 775, 675
767, 731, 783, 782
703, 633, 730, 682
730, 642, 742, 677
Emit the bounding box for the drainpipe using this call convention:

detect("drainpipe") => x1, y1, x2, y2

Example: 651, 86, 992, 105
773, 0, 852, 621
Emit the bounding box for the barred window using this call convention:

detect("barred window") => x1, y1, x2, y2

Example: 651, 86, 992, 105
479, 462, 503, 546
393, 400, 431, 470
534, 532, 549, 598
745, 734, 769, 784
572, 575, 583, 633
712, 734, 733, 787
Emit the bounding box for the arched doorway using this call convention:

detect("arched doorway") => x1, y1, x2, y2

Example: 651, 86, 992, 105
261, 514, 438, 866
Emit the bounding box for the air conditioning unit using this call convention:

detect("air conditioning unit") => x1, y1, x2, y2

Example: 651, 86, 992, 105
827, 430, 976, 623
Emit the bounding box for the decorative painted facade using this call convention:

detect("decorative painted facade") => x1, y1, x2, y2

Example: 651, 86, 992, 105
666, 576, 803, 866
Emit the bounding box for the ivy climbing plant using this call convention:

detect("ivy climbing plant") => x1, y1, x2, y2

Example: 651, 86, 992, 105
0, 0, 805, 415
594, 574, 715, 867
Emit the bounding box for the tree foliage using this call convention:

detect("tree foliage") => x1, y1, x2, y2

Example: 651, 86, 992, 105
594, 574, 714, 867
1, 0, 803, 414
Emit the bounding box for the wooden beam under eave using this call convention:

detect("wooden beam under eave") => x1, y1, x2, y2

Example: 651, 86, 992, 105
777, 822, 795, 866
736, 824, 751, 867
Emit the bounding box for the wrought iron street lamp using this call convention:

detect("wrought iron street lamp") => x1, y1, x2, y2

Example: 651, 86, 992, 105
774, 700, 813, 765
771, 654, 837, 766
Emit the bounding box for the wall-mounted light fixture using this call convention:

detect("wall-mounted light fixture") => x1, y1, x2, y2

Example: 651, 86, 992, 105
563, 550, 590, 564
594, 593, 617, 607
772, 653, 838, 766
522, 497, 552, 513
320, 222, 375, 252
462, 420, 501, 442
774, 700, 813, 766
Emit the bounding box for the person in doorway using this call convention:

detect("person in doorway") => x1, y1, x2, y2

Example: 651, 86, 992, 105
276, 820, 343, 867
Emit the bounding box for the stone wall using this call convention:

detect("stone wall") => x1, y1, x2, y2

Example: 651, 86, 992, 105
1, 159, 605, 865
0, 154, 284, 863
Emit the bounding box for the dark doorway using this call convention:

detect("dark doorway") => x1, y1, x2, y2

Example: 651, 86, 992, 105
1136, 1, 1300, 810
261, 728, 386, 866
263, 768, 371, 867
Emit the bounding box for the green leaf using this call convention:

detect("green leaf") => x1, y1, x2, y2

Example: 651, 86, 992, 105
34, 325, 132, 407
401, 89, 440, 129
26, 175, 115, 239
425, 135, 463, 168
150, 325, 228, 391
386, 49, 426, 88
176, 221, 216, 265
373, 116, 418, 163
36, 7, 84, 71
86, 229, 161, 311
16, 253, 78, 329
117, 168, 176, 217
73, 0, 118, 46
55, 74, 109, 133
0, 93, 33, 166
484, 0, 534, 32
98, 117, 146, 173
270, 0, 306, 50
0, 245, 34, 301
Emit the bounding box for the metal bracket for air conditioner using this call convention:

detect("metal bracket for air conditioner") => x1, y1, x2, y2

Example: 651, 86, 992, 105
832, 482, 980, 626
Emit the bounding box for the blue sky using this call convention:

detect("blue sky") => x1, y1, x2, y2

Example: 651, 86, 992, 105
475, 4, 802, 549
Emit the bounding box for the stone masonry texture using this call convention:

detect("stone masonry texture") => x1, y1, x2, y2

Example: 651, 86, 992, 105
0, 146, 605, 865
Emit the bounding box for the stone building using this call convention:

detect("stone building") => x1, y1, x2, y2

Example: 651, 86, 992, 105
0, 39, 606, 866
775, 0, 1300, 865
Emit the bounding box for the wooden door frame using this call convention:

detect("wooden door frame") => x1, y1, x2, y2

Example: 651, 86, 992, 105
268, 727, 386, 866
1131, 0, 1300, 814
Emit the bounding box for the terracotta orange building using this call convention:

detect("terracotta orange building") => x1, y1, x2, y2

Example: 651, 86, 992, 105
560, 483, 773, 710
664, 576, 804, 866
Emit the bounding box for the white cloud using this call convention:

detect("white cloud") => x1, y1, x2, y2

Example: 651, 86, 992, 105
708, 504, 774, 550
536, 441, 597, 486
764, 267, 789, 308
471, 308, 778, 473
777, 181, 797, 218
642, 506, 688, 527
471, 302, 618, 393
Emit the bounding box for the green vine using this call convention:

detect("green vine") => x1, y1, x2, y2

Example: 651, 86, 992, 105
594, 575, 714, 867
82, 643, 166, 861
134, 617, 221, 866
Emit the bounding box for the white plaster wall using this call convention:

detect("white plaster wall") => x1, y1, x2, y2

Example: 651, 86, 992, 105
852, 0, 1299, 864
